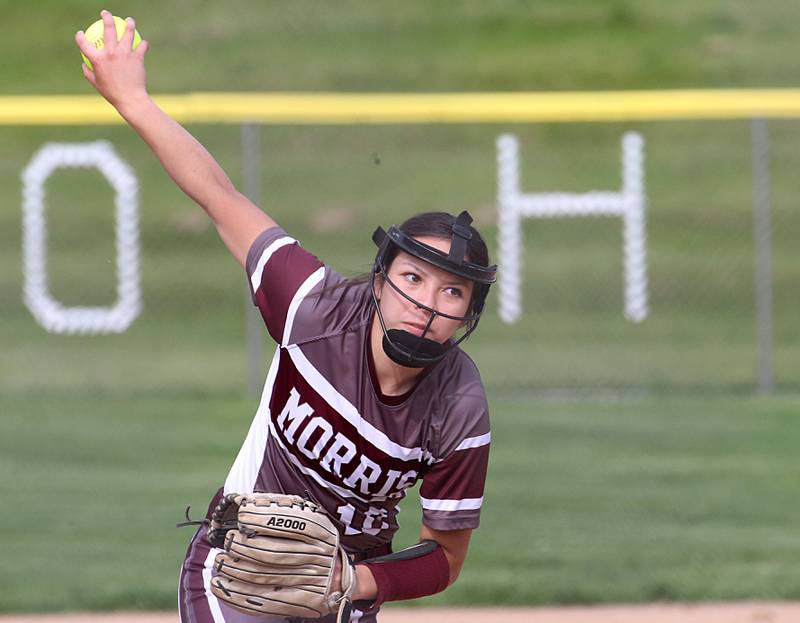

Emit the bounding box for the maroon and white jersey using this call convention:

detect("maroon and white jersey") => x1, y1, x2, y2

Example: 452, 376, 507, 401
223, 227, 491, 554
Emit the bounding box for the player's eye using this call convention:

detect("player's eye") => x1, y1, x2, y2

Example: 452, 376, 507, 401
402, 272, 421, 284
444, 286, 463, 298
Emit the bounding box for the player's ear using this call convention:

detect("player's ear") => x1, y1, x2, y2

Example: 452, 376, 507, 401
372, 272, 384, 300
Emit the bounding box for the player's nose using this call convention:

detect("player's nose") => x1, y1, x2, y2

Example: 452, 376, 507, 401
413, 283, 437, 311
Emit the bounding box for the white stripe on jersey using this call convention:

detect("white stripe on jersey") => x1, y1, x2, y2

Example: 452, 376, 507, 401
249, 235, 296, 294
282, 266, 325, 346
202, 547, 226, 623
455, 432, 491, 451
420, 496, 484, 511
224, 347, 282, 495
288, 344, 425, 462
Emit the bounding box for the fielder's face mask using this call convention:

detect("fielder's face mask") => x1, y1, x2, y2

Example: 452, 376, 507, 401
371, 211, 497, 368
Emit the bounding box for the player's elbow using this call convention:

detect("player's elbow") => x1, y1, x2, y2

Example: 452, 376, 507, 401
443, 550, 465, 587
419, 525, 472, 589
208, 190, 277, 267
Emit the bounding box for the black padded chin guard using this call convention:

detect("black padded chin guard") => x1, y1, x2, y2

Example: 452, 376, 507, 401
382, 329, 447, 368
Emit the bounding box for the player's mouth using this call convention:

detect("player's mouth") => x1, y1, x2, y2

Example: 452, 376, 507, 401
401, 321, 429, 337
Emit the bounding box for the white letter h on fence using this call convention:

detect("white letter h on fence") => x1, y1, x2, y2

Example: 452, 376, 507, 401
496, 133, 649, 324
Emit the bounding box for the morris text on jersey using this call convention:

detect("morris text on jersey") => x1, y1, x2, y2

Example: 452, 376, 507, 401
274, 387, 420, 498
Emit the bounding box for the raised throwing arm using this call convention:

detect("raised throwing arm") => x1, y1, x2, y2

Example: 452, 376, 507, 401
75, 10, 275, 267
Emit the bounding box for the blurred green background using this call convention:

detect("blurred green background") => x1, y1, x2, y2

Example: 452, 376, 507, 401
1, 0, 800, 612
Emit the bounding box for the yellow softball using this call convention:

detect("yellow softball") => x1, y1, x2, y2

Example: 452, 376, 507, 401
81, 15, 142, 71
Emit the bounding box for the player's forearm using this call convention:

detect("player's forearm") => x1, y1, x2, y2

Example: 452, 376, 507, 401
116, 95, 275, 264
353, 565, 378, 600
356, 541, 451, 611
118, 96, 235, 218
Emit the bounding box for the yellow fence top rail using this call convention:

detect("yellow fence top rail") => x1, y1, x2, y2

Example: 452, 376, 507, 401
3, 89, 800, 125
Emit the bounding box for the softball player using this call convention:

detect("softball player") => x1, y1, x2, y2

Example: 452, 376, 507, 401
77, 12, 495, 622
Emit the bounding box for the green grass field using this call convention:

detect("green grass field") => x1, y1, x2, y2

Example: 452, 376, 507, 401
2, 392, 800, 611
2, 0, 800, 612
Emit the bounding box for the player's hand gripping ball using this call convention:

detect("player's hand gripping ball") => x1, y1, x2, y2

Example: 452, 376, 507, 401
80, 15, 141, 71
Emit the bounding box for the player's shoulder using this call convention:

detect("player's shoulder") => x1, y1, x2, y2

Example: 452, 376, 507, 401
435, 346, 488, 405
421, 346, 490, 456
290, 266, 372, 345
292, 273, 373, 343
246, 226, 298, 272
245, 226, 372, 344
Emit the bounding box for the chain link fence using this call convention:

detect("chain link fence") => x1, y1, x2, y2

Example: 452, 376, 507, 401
1, 117, 799, 397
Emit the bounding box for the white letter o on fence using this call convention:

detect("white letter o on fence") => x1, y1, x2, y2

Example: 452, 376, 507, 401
22, 141, 141, 335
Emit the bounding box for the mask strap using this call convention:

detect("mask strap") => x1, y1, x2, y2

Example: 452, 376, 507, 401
447, 211, 473, 265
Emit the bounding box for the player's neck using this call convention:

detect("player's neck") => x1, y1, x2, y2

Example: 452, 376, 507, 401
369, 317, 426, 396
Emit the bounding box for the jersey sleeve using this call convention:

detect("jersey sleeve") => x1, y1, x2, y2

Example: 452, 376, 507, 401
245, 227, 326, 345
419, 379, 491, 531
